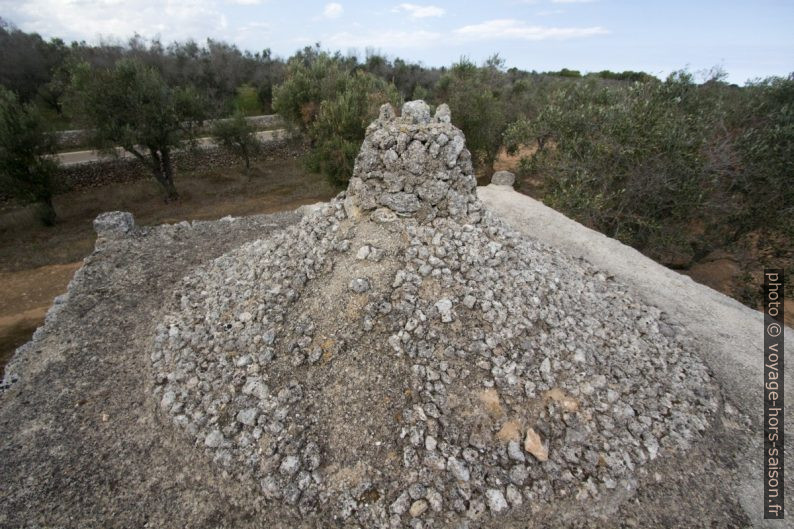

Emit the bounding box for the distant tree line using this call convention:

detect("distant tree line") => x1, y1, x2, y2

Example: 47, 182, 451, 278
0, 14, 790, 292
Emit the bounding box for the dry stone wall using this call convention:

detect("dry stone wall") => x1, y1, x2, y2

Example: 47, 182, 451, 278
345, 102, 481, 224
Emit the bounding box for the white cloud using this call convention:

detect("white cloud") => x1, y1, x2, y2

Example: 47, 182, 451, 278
323, 2, 343, 18
392, 3, 445, 18
536, 9, 565, 16
4, 0, 228, 43
233, 21, 271, 48
325, 29, 442, 49
226, 0, 263, 5
454, 19, 608, 41
552, 0, 596, 3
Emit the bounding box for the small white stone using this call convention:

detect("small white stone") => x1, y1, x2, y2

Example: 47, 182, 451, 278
356, 245, 371, 260
279, 455, 300, 475
506, 484, 523, 506
204, 430, 224, 448
237, 407, 259, 426
160, 390, 176, 410
349, 278, 370, 293
426, 488, 443, 511
447, 456, 470, 481
540, 357, 551, 375
435, 298, 454, 323
485, 488, 508, 513
644, 437, 660, 460
409, 499, 428, 517
463, 294, 476, 309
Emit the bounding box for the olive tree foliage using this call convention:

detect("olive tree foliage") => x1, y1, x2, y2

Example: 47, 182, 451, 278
211, 111, 260, 170
272, 49, 350, 131
273, 50, 400, 186
733, 75, 794, 235
434, 56, 509, 173
504, 73, 719, 259
0, 86, 60, 225
67, 59, 205, 200
80, 36, 283, 117
504, 70, 794, 263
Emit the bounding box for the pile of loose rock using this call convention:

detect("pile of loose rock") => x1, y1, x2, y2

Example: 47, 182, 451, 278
151, 101, 719, 528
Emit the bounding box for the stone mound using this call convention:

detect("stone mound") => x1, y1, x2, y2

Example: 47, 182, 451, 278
151, 101, 719, 527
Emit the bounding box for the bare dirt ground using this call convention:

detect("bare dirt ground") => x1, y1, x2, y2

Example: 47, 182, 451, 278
0, 263, 82, 370
0, 155, 337, 371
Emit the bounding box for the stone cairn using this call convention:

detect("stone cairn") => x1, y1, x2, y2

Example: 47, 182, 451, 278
151, 101, 719, 528
343, 101, 481, 224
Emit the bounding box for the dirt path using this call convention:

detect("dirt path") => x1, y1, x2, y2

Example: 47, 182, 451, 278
0, 262, 83, 368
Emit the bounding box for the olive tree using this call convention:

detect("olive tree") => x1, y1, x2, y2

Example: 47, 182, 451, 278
68, 59, 205, 200
434, 57, 508, 173
734, 75, 794, 234
503, 73, 717, 259
0, 86, 60, 225
211, 111, 260, 170
274, 52, 399, 185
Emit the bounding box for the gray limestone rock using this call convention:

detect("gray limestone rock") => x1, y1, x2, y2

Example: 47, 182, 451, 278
346, 100, 479, 223
491, 170, 516, 187
401, 100, 431, 124
485, 489, 508, 513
94, 211, 135, 238
349, 278, 371, 293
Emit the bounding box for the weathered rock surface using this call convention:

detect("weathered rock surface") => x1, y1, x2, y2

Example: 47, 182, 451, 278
344, 100, 481, 224
491, 170, 515, 187
93, 211, 135, 238
0, 101, 763, 529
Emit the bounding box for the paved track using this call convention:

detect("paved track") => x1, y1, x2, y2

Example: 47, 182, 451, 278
56, 129, 289, 166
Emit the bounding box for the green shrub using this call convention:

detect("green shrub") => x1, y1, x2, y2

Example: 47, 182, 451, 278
504, 73, 719, 259
593, 70, 655, 83
0, 86, 59, 225
556, 68, 582, 78
233, 83, 262, 116
211, 111, 260, 170
435, 57, 508, 172
733, 75, 794, 235
274, 52, 399, 186
272, 52, 349, 132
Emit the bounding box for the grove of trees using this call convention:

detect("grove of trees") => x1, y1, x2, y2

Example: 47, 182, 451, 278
503, 71, 793, 270
0, 18, 791, 306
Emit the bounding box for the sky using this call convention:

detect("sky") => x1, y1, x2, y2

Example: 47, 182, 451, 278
1, 0, 792, 84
